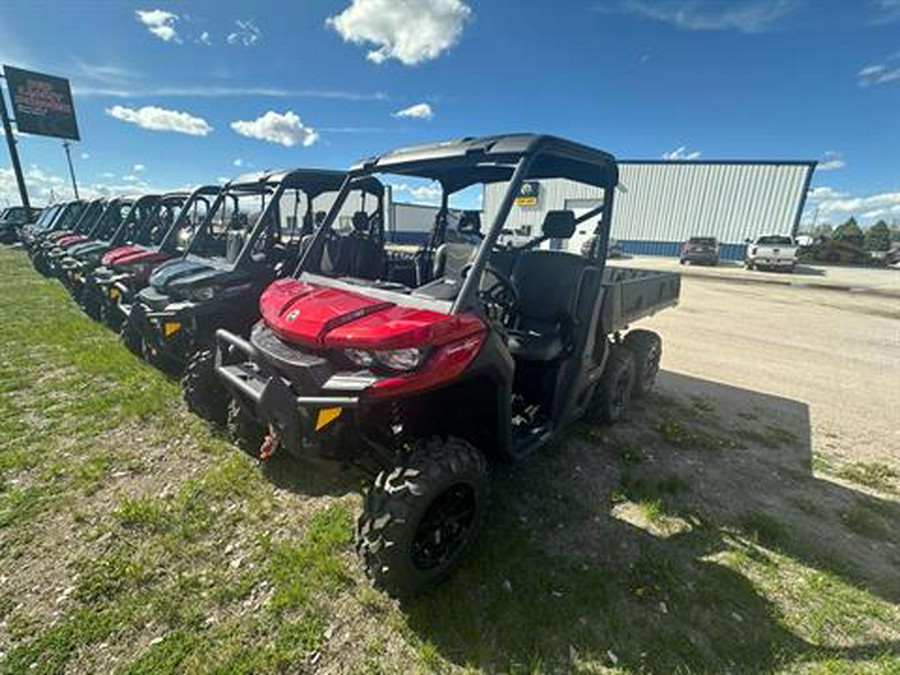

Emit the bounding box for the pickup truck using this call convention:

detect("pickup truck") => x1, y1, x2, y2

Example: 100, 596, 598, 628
745, 235, 798, 272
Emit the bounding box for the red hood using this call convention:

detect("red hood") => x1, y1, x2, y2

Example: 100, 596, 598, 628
57, 234, 87, 248
101, 244, 163, 268
260, 278, 483, 350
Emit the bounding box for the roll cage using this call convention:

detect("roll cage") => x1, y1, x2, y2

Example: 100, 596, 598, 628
300, 134, 619, 314
183, 169, 384, 270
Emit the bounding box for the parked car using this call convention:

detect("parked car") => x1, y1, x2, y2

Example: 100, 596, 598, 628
215, 134, 681, 597
579, 235, 624, 258
680, 236, 719, 265
745, 234, 797, 272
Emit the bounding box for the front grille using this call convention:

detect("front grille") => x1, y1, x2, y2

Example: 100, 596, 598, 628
249, 323, 334, 393
137, 286, 172, 311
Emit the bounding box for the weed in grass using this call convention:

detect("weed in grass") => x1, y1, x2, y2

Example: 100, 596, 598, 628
690, 395, 716, 413
835, 461, 898, 493
839, 503, 888, 538
740, 510, 788, 547
113, 496, 169, 533
737, 424, 798, 449
657, 418, 735, 451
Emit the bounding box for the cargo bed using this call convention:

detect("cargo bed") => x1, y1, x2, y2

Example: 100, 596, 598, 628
600, 267, 681, 333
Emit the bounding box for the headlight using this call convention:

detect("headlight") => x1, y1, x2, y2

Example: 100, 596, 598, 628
345, 348, 375, 368
344, 347, 425, 372
187, 286, 216, 302
376, 347, 425, 371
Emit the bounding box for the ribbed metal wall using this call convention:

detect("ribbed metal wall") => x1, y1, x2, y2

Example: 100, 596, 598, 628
484, 161, 814, 259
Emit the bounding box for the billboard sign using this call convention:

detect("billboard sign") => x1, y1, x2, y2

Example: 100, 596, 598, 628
4, 65, 80, 141
515, 180, 540, 207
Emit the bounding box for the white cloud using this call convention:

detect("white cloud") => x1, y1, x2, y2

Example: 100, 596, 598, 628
101, 172, 116, 179
199, 31, 212, 45
807, 186, 847, 201
858, 54, 900, 86
392, 102, 434, 119
818, 151, 845, 171
122, 174, 140, 183
327, 0, 472, 65
804, 186, 900, 223
594, 0, 797, 33
134, 164, 146, 172
230, 111, 318, 147
80, 152, 90, 160
217, 177, 229, 184
662, 146, 702, 160
106, 105, 213, 136
227, 19, 262, 46
233, 158, 244, 167
390, 181, 442, 204
135, 9, 181, 43
872, 0, 900, 24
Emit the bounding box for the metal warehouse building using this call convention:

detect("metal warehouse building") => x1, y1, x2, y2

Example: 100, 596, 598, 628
484, 160, 816, 260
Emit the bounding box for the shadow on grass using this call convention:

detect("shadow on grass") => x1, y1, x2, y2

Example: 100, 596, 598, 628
399, 371, 900, 672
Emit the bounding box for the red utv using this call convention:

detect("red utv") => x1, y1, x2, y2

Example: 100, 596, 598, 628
82, 188, 219, 328
216, 134, 681, 596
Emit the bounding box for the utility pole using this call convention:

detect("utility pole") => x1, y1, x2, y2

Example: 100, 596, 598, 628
0, 71, 31, 211
62, 140, 79, 199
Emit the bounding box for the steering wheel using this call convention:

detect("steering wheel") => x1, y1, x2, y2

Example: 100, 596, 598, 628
462, 262, 519, 324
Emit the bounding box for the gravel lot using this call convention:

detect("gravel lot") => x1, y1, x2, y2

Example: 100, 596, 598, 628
615, 255, 900, 297
622, 268, 900, 467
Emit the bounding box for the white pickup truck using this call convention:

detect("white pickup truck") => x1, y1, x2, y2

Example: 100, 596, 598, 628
745, 234, 798, 272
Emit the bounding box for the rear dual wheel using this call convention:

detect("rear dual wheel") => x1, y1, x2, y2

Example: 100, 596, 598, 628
623, 329, 662, 397
595, 345, 636, 424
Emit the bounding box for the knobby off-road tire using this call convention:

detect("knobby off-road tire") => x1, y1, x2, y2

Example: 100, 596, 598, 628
594, 344, 636, 424
119, 316, 143, 356
79, 289, 102, 322
623, 329, 662, 397
227, 398, 265, 459
181, 349, 229, 425
100, 299, 123, 331
33, 254, 53, 277
356, 437, 489, 598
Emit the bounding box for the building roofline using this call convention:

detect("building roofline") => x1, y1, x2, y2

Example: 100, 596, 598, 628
619, 159, 818, 168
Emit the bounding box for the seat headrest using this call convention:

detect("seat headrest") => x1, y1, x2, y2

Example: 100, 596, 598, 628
458, 210, 481, 235
352, 211, 369, 232
542, 210, 576, 239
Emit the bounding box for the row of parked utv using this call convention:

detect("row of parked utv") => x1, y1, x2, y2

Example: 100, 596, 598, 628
10, 134, 680, 596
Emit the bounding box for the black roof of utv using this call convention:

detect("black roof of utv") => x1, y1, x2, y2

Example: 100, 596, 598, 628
353, 133, 619, 192
227, 168, 384, 198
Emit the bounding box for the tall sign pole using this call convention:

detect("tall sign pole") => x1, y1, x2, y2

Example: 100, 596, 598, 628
0, 71, 31, 211
62, 140, 79, 198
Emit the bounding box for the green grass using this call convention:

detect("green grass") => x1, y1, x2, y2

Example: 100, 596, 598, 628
836, 461, 898, 494
1, 247, 899, 674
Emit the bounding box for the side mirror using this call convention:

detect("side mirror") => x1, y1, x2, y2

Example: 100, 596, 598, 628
744, 238, 751, 244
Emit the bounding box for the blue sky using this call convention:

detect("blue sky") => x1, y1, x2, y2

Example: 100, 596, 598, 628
0, 0, 898, 225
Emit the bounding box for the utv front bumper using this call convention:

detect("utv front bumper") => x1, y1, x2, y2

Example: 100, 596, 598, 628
87, 269, 137, 319
216, 328, 365, 458
129, 298, 197, 364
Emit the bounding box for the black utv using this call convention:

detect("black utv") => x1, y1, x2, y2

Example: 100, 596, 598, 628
86, 186, 220, 330
22, 200, 87, 257
57, 197, 147, 299
215, 134, 681, 597
32, 198, 110, 277
123, 169, 385, 423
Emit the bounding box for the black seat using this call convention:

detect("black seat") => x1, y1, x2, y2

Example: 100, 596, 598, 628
319, 211, 384, 279
506, 210, 590, 362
